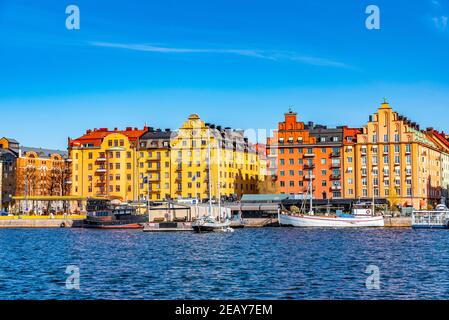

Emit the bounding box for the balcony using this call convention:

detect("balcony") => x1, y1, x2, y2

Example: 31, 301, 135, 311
361, 149, 367, 155
96, 157, 107, 162
149, 176, 161, 182
330, 152, 341, 158
331, 185, 342, 191
304, 175, 316, 180
96, 180, 106, 186
330, 163, 341, 169
304, 153, 315, 158
330, 175, 341, 180
175, 165, 183, 172
148, 166, 161, 172
303, 163, 315, 170
147, 157, 161, 162
96, 167, 107, 173
65, 180, 72, 185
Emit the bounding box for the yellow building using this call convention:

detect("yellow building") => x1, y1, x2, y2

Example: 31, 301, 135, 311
136, 115, 264, 202
69, 127, 148, 201
70, 117, 266, 203
355, 101, 443, 209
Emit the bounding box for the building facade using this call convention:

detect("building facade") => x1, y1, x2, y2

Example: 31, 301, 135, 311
168, 114, 262, 201
267, 110, 358, 200
0, 138, 19, 211
70, 116, 266, 203
355, 102, 444, 209
69, 127, 148, 202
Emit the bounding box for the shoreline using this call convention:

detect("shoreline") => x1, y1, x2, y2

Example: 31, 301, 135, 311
0, 217, 412, 228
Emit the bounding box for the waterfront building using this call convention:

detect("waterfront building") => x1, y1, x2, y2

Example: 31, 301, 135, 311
267, 109, 359, 200
69, 127, 149, 202
137, 128, 173, 201
15, 147, 71, 199
342, 127, 362, 199
168, 114, 262, 201
0, 138, 19, 211
355, 101, 444, 209
70, 116, 265, 203
1, 137, 71, 212
424, 129, 449, 203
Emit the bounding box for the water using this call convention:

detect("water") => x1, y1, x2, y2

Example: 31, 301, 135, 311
0, 227, 449, 300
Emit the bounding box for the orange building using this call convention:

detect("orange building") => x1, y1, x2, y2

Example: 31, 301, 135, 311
267, 109, 360, 200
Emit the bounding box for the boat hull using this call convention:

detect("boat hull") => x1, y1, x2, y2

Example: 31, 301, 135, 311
192, 221, 231, 233
279, 213, 385, 228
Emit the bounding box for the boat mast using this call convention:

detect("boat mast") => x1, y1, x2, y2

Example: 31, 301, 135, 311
218, 132, 222, 222
207, 127, 212, 216
309, 174, 313, 214
372, 169, 375, 216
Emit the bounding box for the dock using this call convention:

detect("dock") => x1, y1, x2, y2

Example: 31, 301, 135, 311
142, 222, 193, 232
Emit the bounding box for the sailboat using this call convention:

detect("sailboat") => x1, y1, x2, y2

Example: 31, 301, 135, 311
192, 127, 234, 233
278, 175, 384, 228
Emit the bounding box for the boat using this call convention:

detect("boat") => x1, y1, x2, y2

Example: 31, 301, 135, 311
192, 216, 233, 233
191, 128, 234, 234
82, 199, 149, 229
278, 176, 384, 228
278, 206, 385, 228
412, 199, 449, 229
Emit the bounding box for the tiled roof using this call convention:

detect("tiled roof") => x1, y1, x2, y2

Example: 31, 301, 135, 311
20, 146, 68, 159
70, 127, 149, 147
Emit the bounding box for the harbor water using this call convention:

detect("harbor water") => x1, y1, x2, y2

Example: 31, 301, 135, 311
0, 228, 448, 300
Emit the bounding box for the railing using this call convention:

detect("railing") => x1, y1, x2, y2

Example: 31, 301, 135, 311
412, 211, 449, 227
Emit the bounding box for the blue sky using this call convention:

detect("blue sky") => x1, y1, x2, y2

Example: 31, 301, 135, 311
0, 0, 448, 149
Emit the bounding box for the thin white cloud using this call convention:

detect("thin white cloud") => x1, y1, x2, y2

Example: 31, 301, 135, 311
432, 15, 448, 30
89, 41, 350, 68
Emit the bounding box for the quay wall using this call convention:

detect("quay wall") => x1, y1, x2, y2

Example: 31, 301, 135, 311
384, 217, 411, 227
0, 216, 85, 228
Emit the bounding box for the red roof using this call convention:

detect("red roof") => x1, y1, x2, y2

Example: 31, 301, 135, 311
430, 130, 449, 150
69, 126, 148, 147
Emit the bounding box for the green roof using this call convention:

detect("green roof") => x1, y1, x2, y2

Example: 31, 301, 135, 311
241, 194, 291, 202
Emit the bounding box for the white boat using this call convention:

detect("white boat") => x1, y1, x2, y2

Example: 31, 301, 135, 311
192, 216, 233, 233
412, 200, 449, 229
278, 175, 384, 228
278, 210, 385, 228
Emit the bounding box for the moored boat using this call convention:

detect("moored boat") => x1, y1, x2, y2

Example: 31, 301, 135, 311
412, 201, 449, 229
192, 216, 233, 233
278, 175, 384, 228
82, 199, 149, 229
278, 210, 385, 228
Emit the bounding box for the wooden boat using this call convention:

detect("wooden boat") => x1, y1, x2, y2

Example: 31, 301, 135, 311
278, 176, 384, 228
278, 210, 385, 228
